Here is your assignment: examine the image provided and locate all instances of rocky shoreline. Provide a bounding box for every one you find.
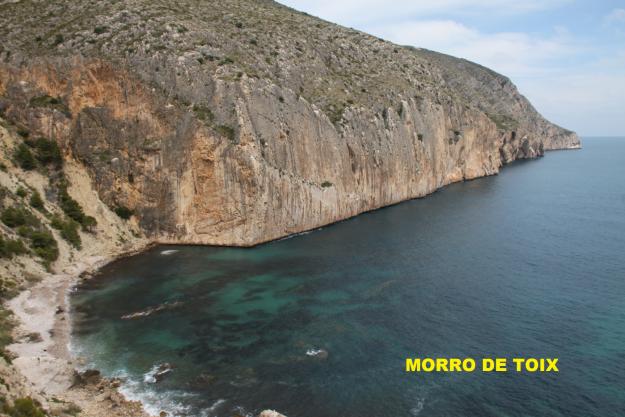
[0,1,581,414]
[0,117,158,416]
[6,244,153,417]
[6,242,289,417]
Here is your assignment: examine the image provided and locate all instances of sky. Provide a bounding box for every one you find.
[277,0,625,136]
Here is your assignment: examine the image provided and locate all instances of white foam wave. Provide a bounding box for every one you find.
[197,399,227,417]
[410,397,425,416]
[230,405,254,417]
[117,372,195,417]
[143,363,174,384]
[160,249,179,255]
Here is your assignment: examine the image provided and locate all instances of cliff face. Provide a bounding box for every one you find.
[0,0,580,246]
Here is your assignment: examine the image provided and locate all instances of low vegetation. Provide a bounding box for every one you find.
[487,113,519,131]
[192,104,215,124]
[0,236,28,259]
[1,127,96,267]
[1,205,58,268]
[0,206,39,229]
[0,307,15,364]
[14,137,63,171]
[13,144,36,171]
[28,191,45,212]
[114,205,134,220]
[29,95,71,118]
[216,124,236,142]
[27,137,63,168]
[0,397,46,417]
[50,215,81,249]
[19,227,58,268]
[58,184,96,231]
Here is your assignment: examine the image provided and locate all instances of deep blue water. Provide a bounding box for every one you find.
[71,138,625,417]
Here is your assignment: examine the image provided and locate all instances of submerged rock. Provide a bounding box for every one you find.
[72,369,102,386]
[144,363,174,384]
[121,301,183,320]
[259,411,287,417]
[306,348,329,360]
[191,373,217,387]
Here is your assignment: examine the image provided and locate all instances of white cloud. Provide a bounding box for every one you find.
[604,8,625,35]
[280,0,570,25]
[369,20,578,78]
[278,1,624,135]
[605,8,625,25]
[373,19,624,135]
[520,72,625,136]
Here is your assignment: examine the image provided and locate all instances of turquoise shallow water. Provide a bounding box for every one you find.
[71,138,625,417]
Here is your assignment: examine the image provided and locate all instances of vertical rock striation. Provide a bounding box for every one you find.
[0,0,580,246]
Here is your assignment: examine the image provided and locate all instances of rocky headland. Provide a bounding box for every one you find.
[0,0,579,415]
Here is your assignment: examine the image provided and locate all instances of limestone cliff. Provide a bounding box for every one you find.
[0,0,580,247]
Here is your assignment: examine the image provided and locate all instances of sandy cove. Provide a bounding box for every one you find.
[5,245,288,417]
[7,248,153,417]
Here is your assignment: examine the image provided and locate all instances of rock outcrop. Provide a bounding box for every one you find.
[0,0,580,247]
[259,410,287,417]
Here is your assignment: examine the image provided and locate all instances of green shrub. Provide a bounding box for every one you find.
[487,113,519,131]
[325,104,345,125]
[114,205,134,220]
[4,397,46,417]
[216,125,236,142]
[1,207,38,228]
[93,26,108,34]
[61,403,81,416]
[50,215,81,249]
[81,215,97,232]
[14,144,36,170]
[192,105,214,124]
[17,226,30,238]
[218,57,234,66]
[0,307,15,363]
[29,95,71,118]
[28,229,58,265]
[30,137,63,168]
[0,236,28,259]
[15,187,27,198]
[58,186,86,224]
[57,182,96,230]
[29,191,45,211]
[16,127,29,138]
[8,215,58,267]
[321,181,333,188]
[0,307,14,343]
[0,276,19,300]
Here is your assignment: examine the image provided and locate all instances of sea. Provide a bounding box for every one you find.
[71,137,625,417]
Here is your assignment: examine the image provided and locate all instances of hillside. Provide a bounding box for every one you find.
[0,0,580,247]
